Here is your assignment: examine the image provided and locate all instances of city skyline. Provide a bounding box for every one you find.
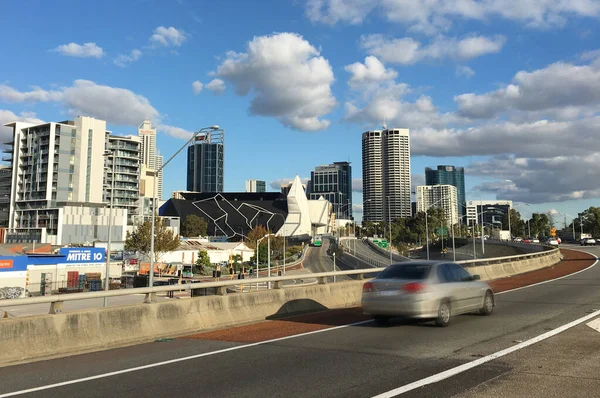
[1,1,600,223]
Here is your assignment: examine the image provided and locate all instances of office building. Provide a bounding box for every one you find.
[416,185,459,225]
[187,128,224,192]
[105,133,141,225]
[0,166,11,227]
[466,200,512,227]
[245,179,266,193]
[426,165,466,218]
[309,162,352,220]
[138,120,162,199]
[362,127,411,222]
[2,116,128,244]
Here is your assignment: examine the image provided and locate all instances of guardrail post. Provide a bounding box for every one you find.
[216,286,228,296]
[317,276,327,284]
[49,301,63,314]
[356,273,365,280]
[143,293,156,304]
[274,280,283,289]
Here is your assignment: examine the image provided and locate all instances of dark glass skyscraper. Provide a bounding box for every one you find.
[309,161,352,220]
[186,129,224,192]
[425,165,466,218]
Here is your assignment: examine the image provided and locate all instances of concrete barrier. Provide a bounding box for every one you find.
[0,248,564,366]
[0,280,365,366]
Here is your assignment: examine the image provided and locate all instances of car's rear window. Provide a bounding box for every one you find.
[378,264,431,280]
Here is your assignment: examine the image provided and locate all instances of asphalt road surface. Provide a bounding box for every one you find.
[1,245,599,398]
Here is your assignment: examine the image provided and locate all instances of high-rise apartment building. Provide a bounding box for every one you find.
[187,129,224,192]
[105,133,141,225]
[416,185,459,225]
[138,120,162,199]
[3,117,128,244]
[246,179,266,193]
[0,166,11,227]
[362,130,383,222]
[362,128,411,222]
[309,161,352,220]
[426,165,466,218]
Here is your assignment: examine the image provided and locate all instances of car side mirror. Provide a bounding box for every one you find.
[471,274,481,281]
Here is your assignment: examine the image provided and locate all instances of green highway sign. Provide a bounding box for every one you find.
[435,228,448,236]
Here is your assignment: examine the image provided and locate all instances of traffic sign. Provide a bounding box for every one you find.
[551,228,557,237]
[436,228,448,236]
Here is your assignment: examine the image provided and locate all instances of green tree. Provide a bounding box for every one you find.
[125,216,180,262]
[181,214,208,237]
[194,250,211,274]
[502,209,522,238]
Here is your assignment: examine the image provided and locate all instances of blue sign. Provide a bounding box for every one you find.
[59,248,105,264]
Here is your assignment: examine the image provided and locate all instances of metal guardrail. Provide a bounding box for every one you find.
[0,268,386,313]
[0,242,560,314]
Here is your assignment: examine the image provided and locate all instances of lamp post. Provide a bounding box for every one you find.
[332,251,336,282]
[148,125,220,294]
[102,150,116,307]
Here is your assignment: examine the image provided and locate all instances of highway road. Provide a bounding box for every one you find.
[1,245,599,397]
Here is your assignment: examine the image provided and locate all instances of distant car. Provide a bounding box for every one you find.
[547,238,559,246]
[514,237,523,242]
[581,238,597,246]
[361,261,494,327]
[532,238,540,243]
[523,238,531,243]
[556,237,562,244]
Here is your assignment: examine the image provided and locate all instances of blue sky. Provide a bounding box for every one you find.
[1,0,600,223]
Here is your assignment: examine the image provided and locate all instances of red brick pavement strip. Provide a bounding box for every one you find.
[183,249,596,344]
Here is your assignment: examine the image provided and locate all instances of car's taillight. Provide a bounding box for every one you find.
[402,282,425,293]
[363,282,374,292]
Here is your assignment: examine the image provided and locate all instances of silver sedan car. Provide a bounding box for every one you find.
[361,261,494,327]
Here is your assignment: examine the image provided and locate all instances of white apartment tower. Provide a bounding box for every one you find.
[105,133,141,225]
[416,185,459,225]
[362,128,411,222]
[138,120,163,199]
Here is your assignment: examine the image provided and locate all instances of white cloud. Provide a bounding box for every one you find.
[192,81,203,95]
[306,0,378,25]
[52,42,103,58]
[215,32,337,131]
[455,61,600,119]
[352,178,363,192]
[345,56,397,89]
[360,34,506,65]
[61,80,159,125]
[307,0,600,33]
[150,26,186,47]
[0,110,45,141]
[157,124,193,139]
[205,79,225,95]
[456,65,475,78]
[353,203,364,213]
[114,49,142,67]
[0,85,62,103]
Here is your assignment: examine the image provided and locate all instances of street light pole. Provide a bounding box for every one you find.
[480,201,485,255]
[425,210,430,260]
[148,125,220,294]
[333,251,336,283]
[387,196,392,265]
[103,150,116,307]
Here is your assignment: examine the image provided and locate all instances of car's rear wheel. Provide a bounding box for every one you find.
[479,291,494,315]
[373,315,391,326]
[435,300,451,327]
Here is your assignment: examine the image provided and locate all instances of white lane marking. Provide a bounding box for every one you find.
[371,249,600,397]
[586,318,600,333]
[372,308,600,398]
[0,319,373,397]
[495,248,599,296]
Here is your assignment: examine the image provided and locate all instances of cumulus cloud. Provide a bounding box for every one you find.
[0,85,62,103]
[306,0,600,33]
[345,56,397,89]
[157,124,194,139]
[52,42,103,58]
[353,203,364,213]
[192,80,203,94]
[0,110,45,141]
[205,79,225,95]
[360,34,506,65]
[456,65,475,77]
[269,177,310,190]
[456,61,600,119]
[352,178,363,192]
[215,32,337,131]
[469,154,600,203]
[150,26,186,47]
[114,49,142,67]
